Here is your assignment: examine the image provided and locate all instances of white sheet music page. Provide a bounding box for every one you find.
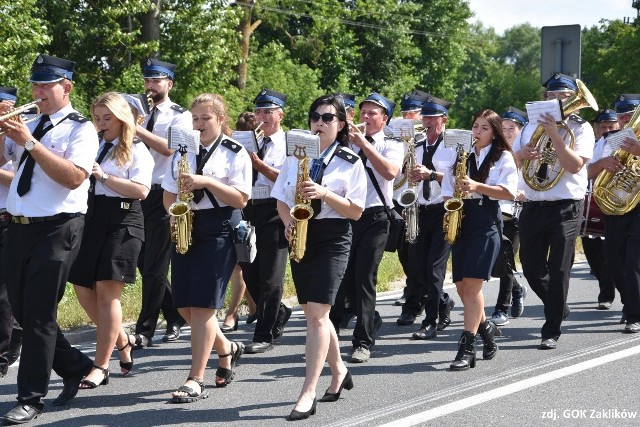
[525,99,563,124]
[231,130,258,153]
[605,128,638,151]
[285,129,320,159]
[167,127,200,154]
[444,129,473,152]
[388,118,415,140]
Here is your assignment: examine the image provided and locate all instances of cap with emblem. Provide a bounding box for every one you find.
[420,94,451,117]
[594,108,618,123]
[359,92,395,124]
[0,87,17,103]
[143,58,176,80]
[502,106,528,126]
[29,54,75,83]
[401,89,429,112]
[614,94,640,114]
[337,93,356,109]
[543,73,577,93]
[253,88,287,109]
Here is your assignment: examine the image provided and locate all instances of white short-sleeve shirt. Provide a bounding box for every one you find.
[415,136,457,205]
[94,138,154,197]
[0,161,14,210]
[253,129,287,198]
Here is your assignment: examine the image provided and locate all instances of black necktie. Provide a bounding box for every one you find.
[89,142,114,193]
[145,107,158,132]
[253,137,271,184]
[422,144,436,200]
[17,115,52,197]
[192,147,208,203]
[358,136,374,164]
[467,151,478,180]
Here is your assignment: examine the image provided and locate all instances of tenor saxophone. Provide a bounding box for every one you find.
[169,150,194,254]
[397,129,419,243]
[443,146,468,245]
[289,146,314,262]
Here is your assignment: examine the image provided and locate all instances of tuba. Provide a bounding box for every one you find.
[168,149,194,254]
[443,145,469,245]
[522,79,598,191]
[0,99,42,136]
[289,145,314,262]
[593,106,640,215]
[397,128,419,243]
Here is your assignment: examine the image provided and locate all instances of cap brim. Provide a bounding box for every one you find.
[29,73,65,83]
[143,73,170,79]
[255,103,282,109]
[401,107,422,113]
[421,110,446,117]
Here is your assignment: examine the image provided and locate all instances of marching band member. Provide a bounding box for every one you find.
[0,54,97,424]
[490,107,528,326]
[338,93,357,122]
[514,73,595,350]
[162,93,251,402]
[133,58,189,349]
[68,92,153,387]
[399,95,456,340]
[272,94,367,420]
[240,89,291,354]
[442,109,518,370]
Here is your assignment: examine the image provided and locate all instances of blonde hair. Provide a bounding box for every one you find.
[191,93,232,137]
[91,92,136,167]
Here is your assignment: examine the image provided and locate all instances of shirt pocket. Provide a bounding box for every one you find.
[47,135,70,158]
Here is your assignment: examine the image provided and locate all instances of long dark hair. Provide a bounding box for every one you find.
[307,94,349,146]
[469,109,514,184]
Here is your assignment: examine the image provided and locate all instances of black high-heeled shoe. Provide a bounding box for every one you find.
[288,398,317,421]
[246,312,257,325]
[118,334,135,376]
[221,315,239,333]
[319,371,354,402]
[79,365,109,389]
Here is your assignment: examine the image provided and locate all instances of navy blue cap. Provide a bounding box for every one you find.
[401,89,429,112]
[254,88,287,109]
[420,94,451,117]
[143,58,176,80]
[0,87,17,103]
[337,93,356,109]
[502,106,528,126]
[359,92,395,124]
[614,94,640,114]
[595,108,619,123]
[29,54,75,83]
[543,73,577,92]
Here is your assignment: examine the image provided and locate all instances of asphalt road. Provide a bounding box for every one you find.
[1,261,638,426]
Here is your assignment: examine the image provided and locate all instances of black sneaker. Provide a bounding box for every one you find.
[511,284,527,318]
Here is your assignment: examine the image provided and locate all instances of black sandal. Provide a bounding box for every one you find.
[171,377,208,404]
[79,365,109,389]
[215,341,244,388]
[118,333,135,376]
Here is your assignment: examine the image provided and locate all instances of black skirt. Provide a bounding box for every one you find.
[290,218,352,305]
[451,199,500,282]
[69,196,144,287]
[171,208,241,309]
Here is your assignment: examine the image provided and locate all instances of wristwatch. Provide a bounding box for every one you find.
[100,173,110,183]
[429,171,437,181]
[24,139,37,151]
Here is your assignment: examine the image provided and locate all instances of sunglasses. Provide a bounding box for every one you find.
[309,111,338,124]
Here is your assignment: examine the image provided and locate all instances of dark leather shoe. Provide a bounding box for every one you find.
[162,325,181,342]
[2,404,42,424]
[396,313,416,326]
[539,338,557,350]
[132,334,152,350]
[624,322,640,333]
[244,341,274,354]
[412,324,437,340]
[437,300,455,331]
[51,364,93,406]
[272,305,292,340]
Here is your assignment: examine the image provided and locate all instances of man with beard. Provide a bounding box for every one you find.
[132,59,190,349]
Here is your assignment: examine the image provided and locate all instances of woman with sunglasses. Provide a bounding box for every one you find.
[271,94,367,420]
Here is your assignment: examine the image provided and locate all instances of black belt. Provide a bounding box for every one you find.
[419,202,444,212]
[11,212,83,225]
[251,197,277,206]
[362,206,387,215]
[502,212,514,219]
[150,184,163,191]
[526,199,580,207]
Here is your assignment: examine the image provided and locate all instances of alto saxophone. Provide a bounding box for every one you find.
[443,145,469,244]
[169,149,194,254]
[397,129,419,243]
[289,146,314,262]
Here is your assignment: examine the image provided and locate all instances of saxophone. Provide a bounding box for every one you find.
[443,146,469,245]
[397,129,419,243]
[593,106,640,215]
[289,146,314,262]
[168,149,194,254]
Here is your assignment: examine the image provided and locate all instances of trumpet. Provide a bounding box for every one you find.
[144,91,155,113]
[255,121,265,145]
[0,99,42,136]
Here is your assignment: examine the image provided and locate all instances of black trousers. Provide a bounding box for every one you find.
[403,205,451,327]
[604,207,640,322]
[581,235,620,303]
[331,209,388,349]
[240,202,288,343]
[519,200,581,340]
[0,221,21,372]
[2,216,92,405]
[494,216,522,312]
[136,189,184,338]
[393,202,410,290]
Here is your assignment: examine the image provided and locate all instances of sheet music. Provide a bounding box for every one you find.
[285,129,320,159]
[388,118,415,140]
[231,130,258,153]
[167,127,200,154]
[605,128,638,151]
[443,129,474,152]
[525,99,563,124]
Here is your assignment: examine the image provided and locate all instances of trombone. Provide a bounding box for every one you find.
[0,99,42,136]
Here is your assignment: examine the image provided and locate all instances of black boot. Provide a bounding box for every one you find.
[477,319,498,360]
[449,331,476,371]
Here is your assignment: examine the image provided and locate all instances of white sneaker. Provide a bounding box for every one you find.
[491,311,509,326]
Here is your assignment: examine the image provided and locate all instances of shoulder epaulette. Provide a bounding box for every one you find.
[171,104,187,114]
[334,146,359,164]
[221,138,242,153]
[569,114,586,124]
[66,112,89,123]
